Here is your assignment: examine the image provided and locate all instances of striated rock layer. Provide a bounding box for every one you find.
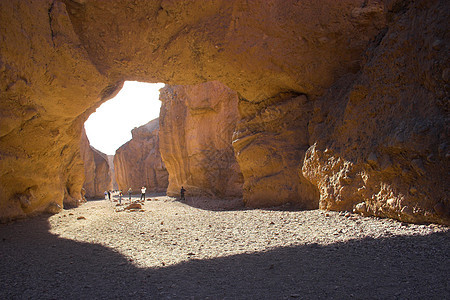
[159,82,243,199]
[107,155,118,190]
[80,128,112,199]
[0,0,448,224]
[114,119,168,193]
[233,93,319,208]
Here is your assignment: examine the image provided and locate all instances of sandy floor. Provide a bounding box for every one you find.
[0,195,449,299]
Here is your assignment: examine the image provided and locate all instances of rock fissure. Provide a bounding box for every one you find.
[48,1,56,48]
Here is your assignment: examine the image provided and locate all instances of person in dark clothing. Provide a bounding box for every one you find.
[180,186,186,201]
[107,190,111,201]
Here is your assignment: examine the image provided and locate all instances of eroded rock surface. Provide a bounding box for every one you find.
[303,0,449,224]
[80,128,112,199]
[233,93,319,208]
[159,82,243,198]
[114,119,168,193]
[107,155,118,190]
[0,0,120,222]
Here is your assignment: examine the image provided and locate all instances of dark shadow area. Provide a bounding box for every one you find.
[180,196,319,213]
[177,196,246,212]
[0,216,448,299]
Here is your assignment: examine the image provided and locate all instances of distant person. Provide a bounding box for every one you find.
[119,190,123,204]
[180,186,186,201]
[128,188,132,201]
[104,191,108,200]
[107,190,111,201]
[140,186,146,200]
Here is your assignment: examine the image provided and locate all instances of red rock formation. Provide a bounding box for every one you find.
[159,82,243,199]
[114,119,168,193]
[0,0,448,224]
[80,128,112,199]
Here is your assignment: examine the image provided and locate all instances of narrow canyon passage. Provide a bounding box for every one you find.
[0,196,448,299]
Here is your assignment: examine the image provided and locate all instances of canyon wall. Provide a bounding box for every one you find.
[114,119,168,193]
[0,0,120,222]
[107,155,119,190]
[159,82,243,199]
[233,93,319,208]
[80,129,112,198]
[0,0,448,224]
[302,0,449,224]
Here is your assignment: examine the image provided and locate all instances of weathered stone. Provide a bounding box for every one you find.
[80,127,112,198]
[233,94,319,208]
[114,119,168,193]
[354,202,367,214]
[107,155,119,190]
[302,0,449,225]
[46,203,62,214]
[125,203,142,210]
[401,206,413,217]
[411,159,425,176]
[159,82,243,199]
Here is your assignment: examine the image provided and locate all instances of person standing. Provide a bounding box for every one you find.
[180,186,186,201]
[140,186,146,201]
[107,190,111,201]
[104,191,108,200]
[119,190,123,204]
[128,188,132,202]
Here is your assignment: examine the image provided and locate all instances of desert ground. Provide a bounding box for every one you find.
[0,194,448,299]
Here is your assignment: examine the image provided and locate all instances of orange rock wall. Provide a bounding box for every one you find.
[80,128,112,198]
[233,93,319,208]
[0,0,121,222]
[302,0,449,224]
[114,119,168,193]
[159,82,243,198]
[107,155,119,190]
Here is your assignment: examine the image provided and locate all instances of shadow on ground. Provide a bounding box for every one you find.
[0,216,448,299]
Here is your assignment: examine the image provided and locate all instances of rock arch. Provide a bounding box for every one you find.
[0,0,448,224]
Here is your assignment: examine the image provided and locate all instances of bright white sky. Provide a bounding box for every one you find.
[84,81,165,155]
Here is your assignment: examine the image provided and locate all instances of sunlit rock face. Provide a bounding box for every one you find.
[0,0,120,222]
[159,82,243,199]
[303,0,450,224]
[114,119,168,193]
[80,128,112,198]
[1,0,448,224]
[233,93,319,208]
[107,155,119,190]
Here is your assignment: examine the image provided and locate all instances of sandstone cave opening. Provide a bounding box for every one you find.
[82,81,165,200]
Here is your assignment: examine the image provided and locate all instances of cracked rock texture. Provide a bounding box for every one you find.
[0,0,448,224]
[302,0,449,224]
[159,82,243,199]
[80,128,112,198]
[233,93,319,208]
[114,119,168,193]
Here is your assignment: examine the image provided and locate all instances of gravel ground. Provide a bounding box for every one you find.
[0,195,449,299]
